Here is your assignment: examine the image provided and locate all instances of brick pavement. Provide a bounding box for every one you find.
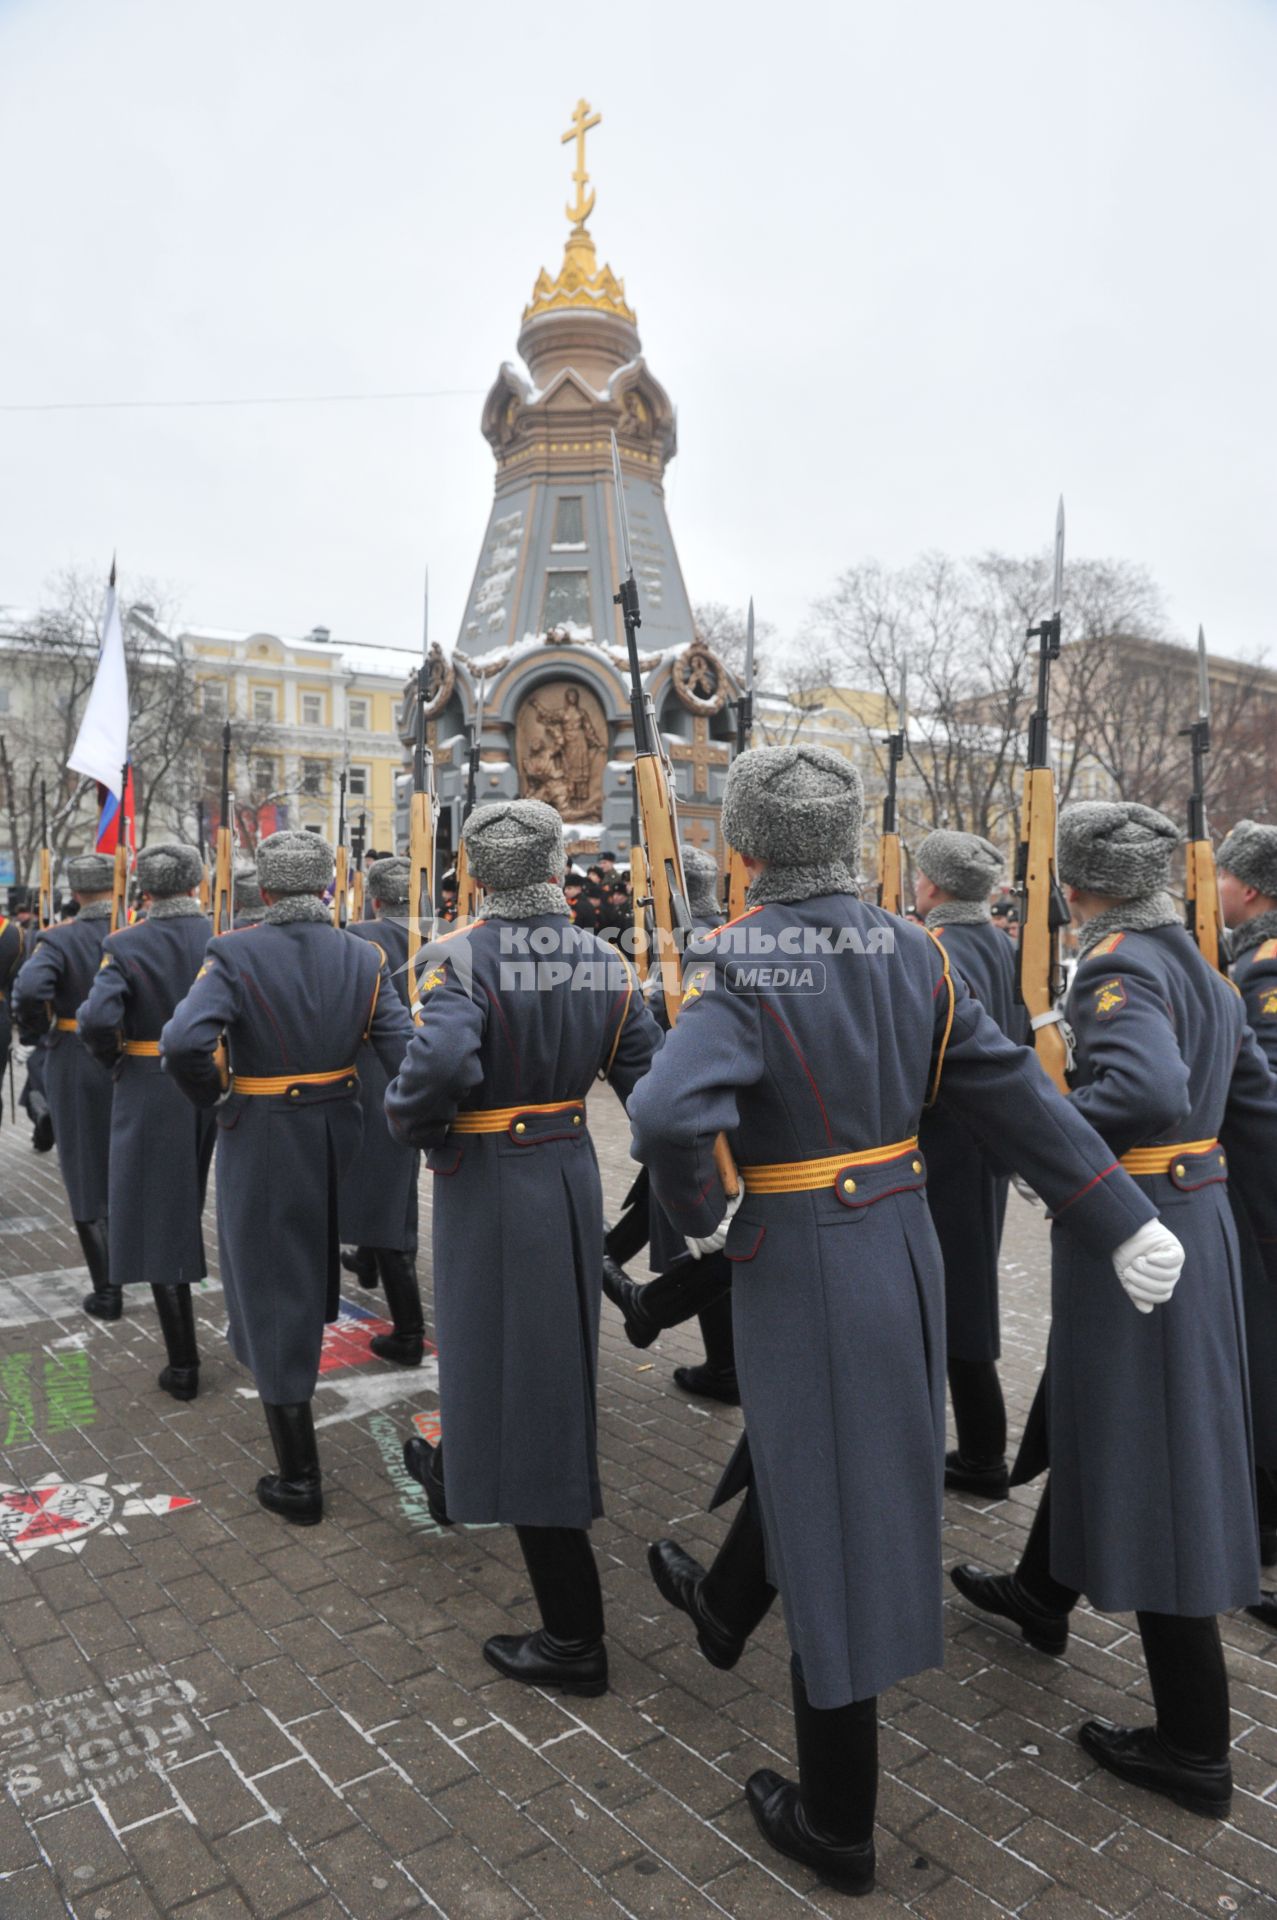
[0,1077,1275,1918]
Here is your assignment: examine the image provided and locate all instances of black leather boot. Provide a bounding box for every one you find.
[1078,1720,1232,1818]
[648,1490,777,1669]
[483,1526,607,1696]
[402,1437,451,1528]
[603,1250,732,1353]
[674,1287,739,1404]
[746,1665,876,1896]
[369,1251,424,1364]
[257,1401,323,1525]
[340,1245,379,1289]
[944,1451,1011,1498]
[1246,1592,1277,1627]
[76,1220,121,1321]
[31,1108,54,1153]
[151,1283,199,1400]
[945,1358,1008,1495]
[949,1565,1070,1655]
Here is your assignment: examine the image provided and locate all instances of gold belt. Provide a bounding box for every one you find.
[123,1040,161,1057]
[451,1099,586,1136]
[234,1066,358,1097]
[54,1018,78,1031]
[741,1136,922,1196]
[1120,1138,1223,1176]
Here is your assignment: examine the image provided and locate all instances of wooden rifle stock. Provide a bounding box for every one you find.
[877,833,902,917]
[331,845,349,929]
[38,848,53,931]
[351,866,365,922]
[1016,766,1069,1093]
[406,787,435,1020]
[110,843,129,933]
[629,838,650,983]
[726,850,748,922]
[1185,838,1223,974]
[454,840,481,924]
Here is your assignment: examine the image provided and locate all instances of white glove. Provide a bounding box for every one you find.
[685,1186,743,1260]
[1011,1173,1042,1209]
[1110,1219,1185,1315]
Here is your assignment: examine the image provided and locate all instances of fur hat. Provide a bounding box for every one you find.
[463,800,565,891]
[916,829,1004,902]
[1217,819,1277,900]
[367,855,410,907]
[680,843,722,921]
[66,853,115,893]
[1057,801,1180,898]
[135,842,202,898]
[721,746,863,866]
[233,865,262,910]
[256,830,334,897]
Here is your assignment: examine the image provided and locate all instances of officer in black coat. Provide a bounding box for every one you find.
[337,855,424,1362]
[954,801,1277,1820]
[162,832,414,1525]
[13,853,117,1316]
[1217,817,1277,1624]
[78,843,214,1399]
[914,829,1029,1496]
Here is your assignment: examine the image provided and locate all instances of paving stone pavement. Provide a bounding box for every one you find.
[0,1074,1275,1918]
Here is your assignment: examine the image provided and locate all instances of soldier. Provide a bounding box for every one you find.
[337,854,425,1362]
[629,748,1183,1896]
[914,829,1028,1497]
[0,901,24,1117]
[233,865,266,928]
[77,844,214,1399]
[1216,817,1277,1625]
[13,853,118,1317]
[953,801,1277,1820]
[161,831,414,1523]
[602,844,738,1402]
[387,799,659,1696]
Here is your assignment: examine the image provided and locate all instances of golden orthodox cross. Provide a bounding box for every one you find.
[562,99,601,229]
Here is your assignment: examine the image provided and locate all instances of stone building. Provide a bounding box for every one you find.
[405,102,742,870]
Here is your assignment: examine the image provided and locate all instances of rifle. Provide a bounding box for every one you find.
[332,772,349,929]
[195,799,210,911]
[611,432,739,1200]
[38,780,53,931]
[877,666,907,915]
[1181,625,1223,972]
[629,774,650,983]
[1014,498,1072,1093]
[725,599,756,920]
[109,761,130,932]
[209,723,234,937]
[406,627,437,1021]
[351,812,366,922]
[454,654,488,924]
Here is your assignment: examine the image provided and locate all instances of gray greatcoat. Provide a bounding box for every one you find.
[629,896,1156,1708]
[385,914,660,1530]
[337,914,419,1253]
[161,917,414,1401]
[1012,922,1277,1615]
[1229,930,1277,1467]
[77,906,215,1288]
[919,918,1026,1361]
[14,910,114,1219]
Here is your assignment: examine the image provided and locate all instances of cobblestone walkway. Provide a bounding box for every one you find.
[0,1084,1274,1917]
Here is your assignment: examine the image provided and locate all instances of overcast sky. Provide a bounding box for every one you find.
[1,0,1274,665]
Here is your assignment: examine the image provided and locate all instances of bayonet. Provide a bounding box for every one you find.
[1051,495,1065,615]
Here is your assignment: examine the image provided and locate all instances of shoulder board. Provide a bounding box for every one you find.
[1089,932,1126,957]
[701,905,764,941]
[432,917,484,946]
[1256,939,1277,962]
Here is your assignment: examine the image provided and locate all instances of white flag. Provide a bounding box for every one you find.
[68,571,130,796]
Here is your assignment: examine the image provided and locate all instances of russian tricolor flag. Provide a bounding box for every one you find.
[68,562,133,852]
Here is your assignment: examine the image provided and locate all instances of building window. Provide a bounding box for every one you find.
[541,570,591,633]
[301,759,326,797]
[552,496,585,547]
[200,681,227,716]
[253,757,276,796]
[301,691,323,726]
[252,687,276,723]
[348,765,368,799]
[348,696,369,731]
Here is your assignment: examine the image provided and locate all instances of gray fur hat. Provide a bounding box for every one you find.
[916,829,1004,902]
[721,746,863,865]
[66,853,115,893]
[463,799,565,890]
[368,855,410,907]
[680,843,721,921]
[233,865,262,910]
[1217,818,1277,900]
[256,830,334,897]
[1057,801,1180,898]
[136,841,202,897]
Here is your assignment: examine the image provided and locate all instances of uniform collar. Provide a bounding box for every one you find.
[146,895,205,920]
[925,900,992,928]
[745,860,859,907]
[482,883,570,920]
[263,896,331,926]
[1076,890,1179,957]
[77,901,113,922]
[1228,906,1277,961]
